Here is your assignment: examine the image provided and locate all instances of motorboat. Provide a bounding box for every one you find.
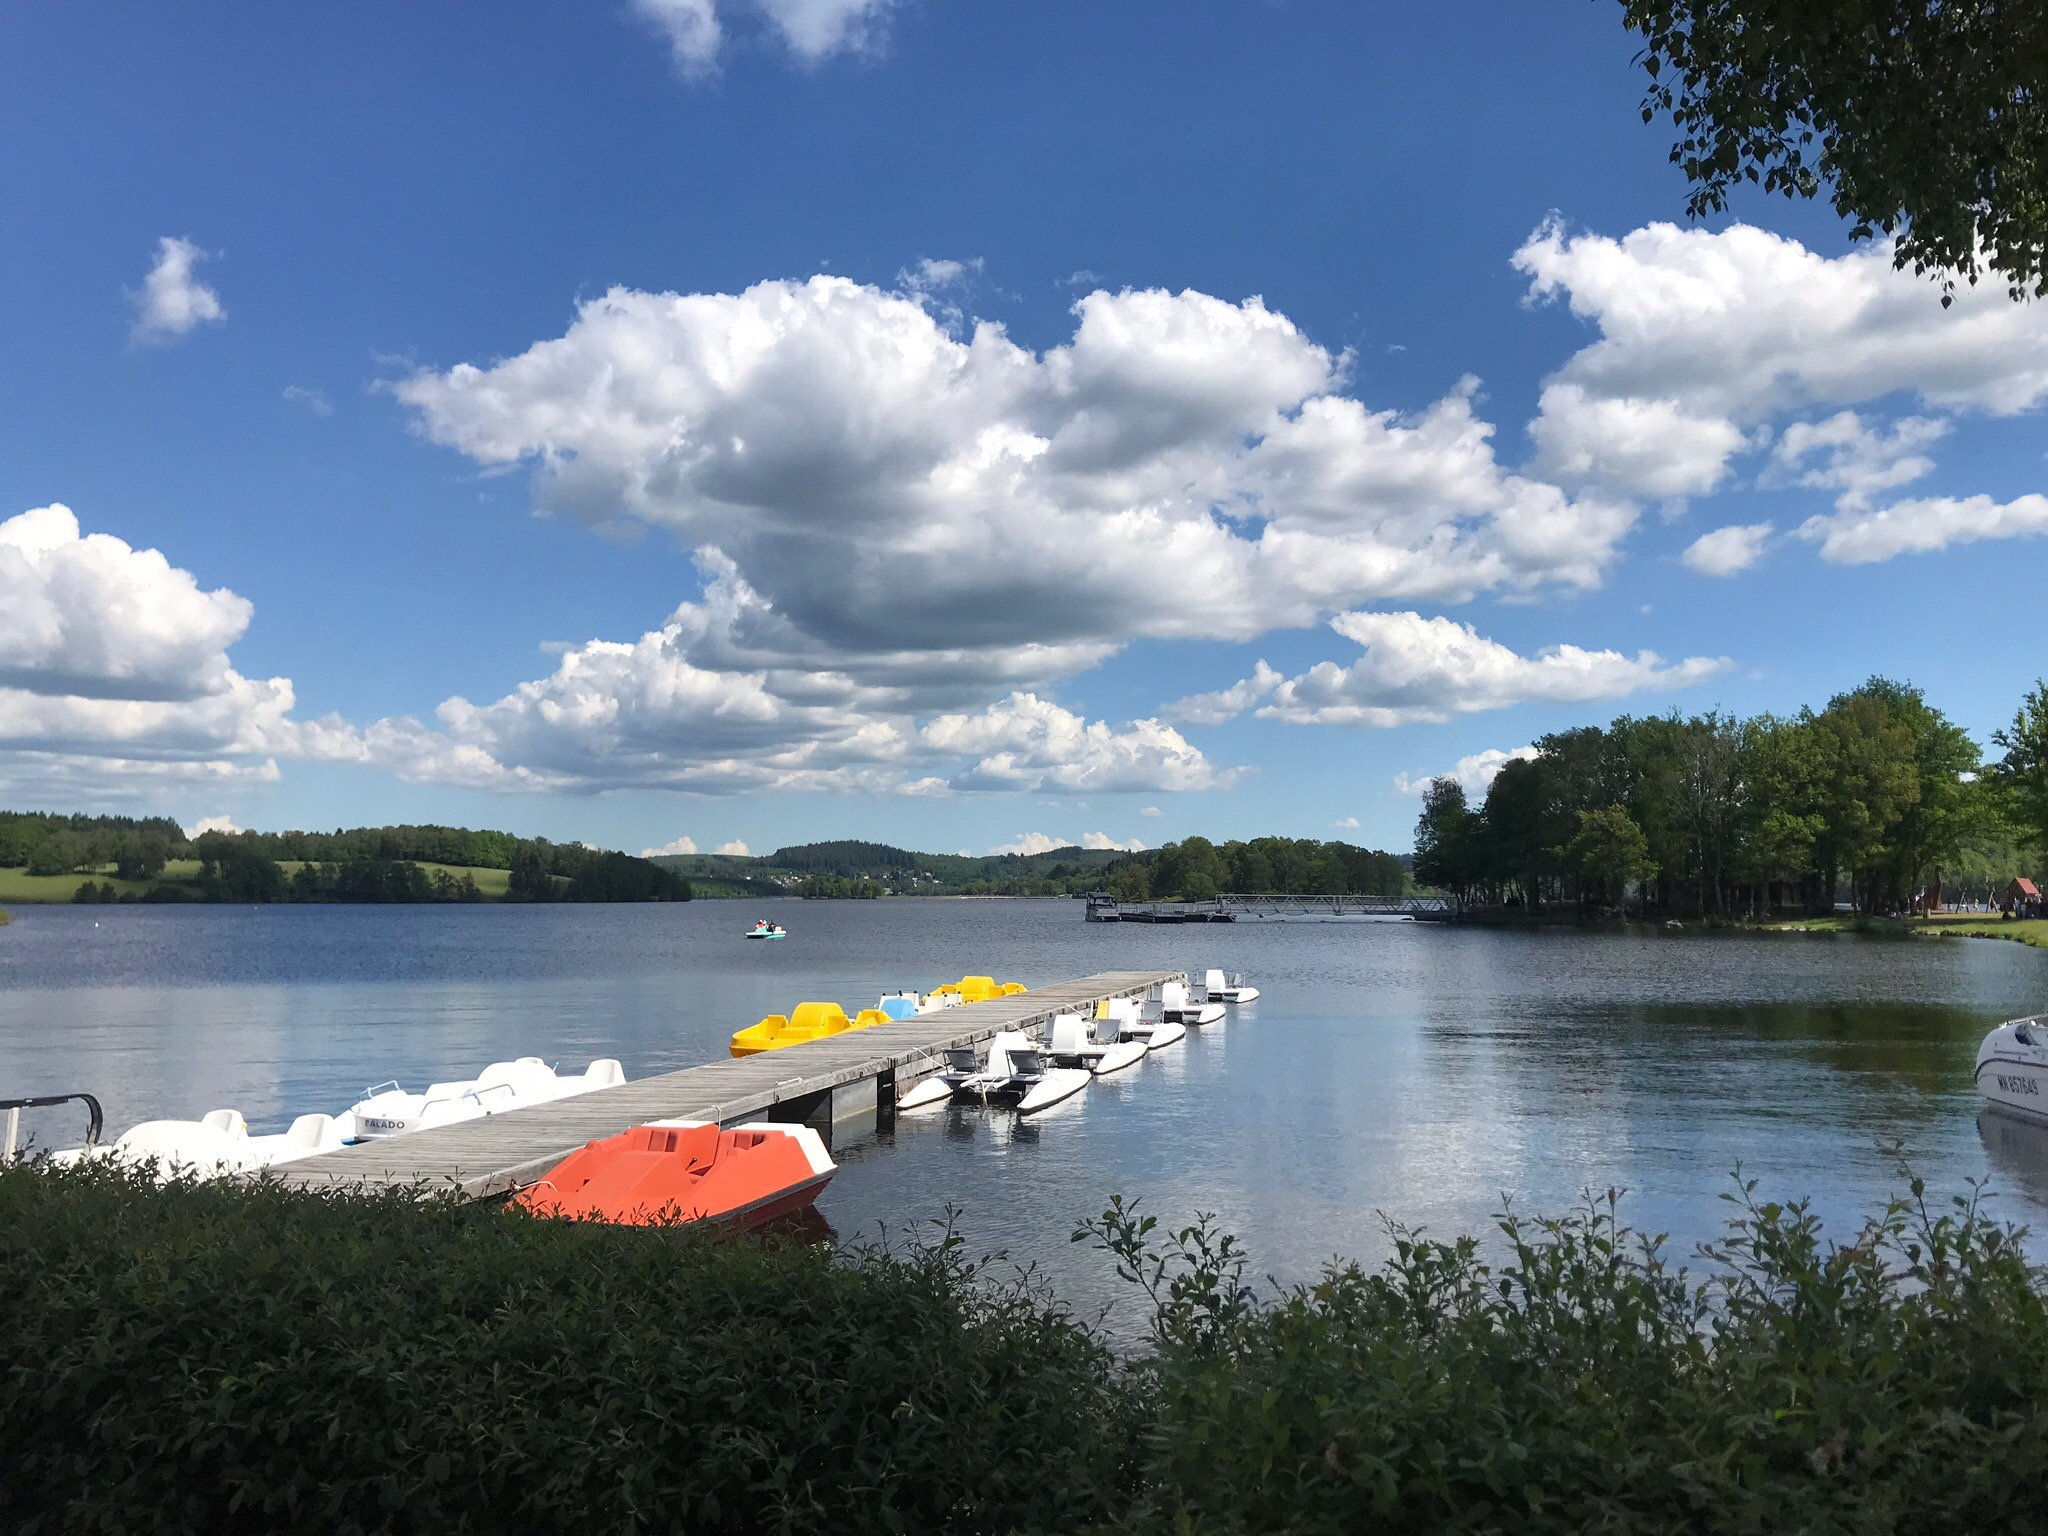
[729,1002,853,1057]
[1203,968,1260,1005]
[51,1107,349,1179]
[1977,1013,2048,1123]
[515,1119,835,1228]
[346,1057,626,1139]
[1156,979,1225,1028]
[744,920,788,940]
[1045,1012,1147,1077]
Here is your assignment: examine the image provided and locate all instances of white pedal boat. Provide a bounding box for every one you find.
[1978,1014,2048,1123]
[1045,1012,1147,1077]
[1156,979,1225,1028]
[52,1108,349,1180]
[918,1030,1092,1116]
[347,1056,626,1139]
[1106,995,1185,1050]
[1203,968,1259,1005]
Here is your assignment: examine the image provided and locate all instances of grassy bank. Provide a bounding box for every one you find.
[5,1164,2046,1533]
[0,859,511,904]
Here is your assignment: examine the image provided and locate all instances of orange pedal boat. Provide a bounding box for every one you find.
[515,1119,835,1229]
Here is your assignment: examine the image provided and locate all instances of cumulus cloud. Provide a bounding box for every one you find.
[1139,805,1162,817]
[1517,220,2048,500]
[1163,661,1282,726]
[990,832,1070,857]
[640,835,699,856]
[1797,493,2048,564]
[130,237,225,344]
[1768,412,1946,510]
[1681,522,1773,577]
[715,838,752,855]
[395,274,1636,713]
[184,814,244,838]
[1392,745,1539,797]
[1250,611,1727,727]
[1331,815,1360,829]
[0,504,355,800]
[922,693,1236,793]
[1081,832,1146,851]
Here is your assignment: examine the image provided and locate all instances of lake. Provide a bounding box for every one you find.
[5,899,2046,1321]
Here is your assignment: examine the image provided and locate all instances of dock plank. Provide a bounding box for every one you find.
[272,970,1178,1199]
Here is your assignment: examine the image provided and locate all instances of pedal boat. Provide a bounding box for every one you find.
[744,920,788,940]
[346,1057,626,1139]
[1157,979,1226,1027]
[51,1108,349,1180]
[515,1120,835,1228]
[729,1001,855,1057]
[1107,995,1185,1050]
[929,1029,1090,1115]
[1978,1013,2048,1123]
[1045,1012,1147,1077]
[1203,968,1260,1005]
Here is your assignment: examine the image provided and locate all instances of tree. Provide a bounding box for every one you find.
[1413,778,1477,900]
[1563,805,1659,914]
[1992,680,2048,849]
[1624,0,2048,301]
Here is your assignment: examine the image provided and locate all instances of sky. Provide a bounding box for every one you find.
[3,2,2046,862]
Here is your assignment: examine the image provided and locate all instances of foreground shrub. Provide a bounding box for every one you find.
[0,1162,1127,1535]
[1083,1179,2048,1534]
[8,1160,2048,1533]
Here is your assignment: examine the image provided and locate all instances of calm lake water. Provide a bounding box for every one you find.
[5,899,2047,1319]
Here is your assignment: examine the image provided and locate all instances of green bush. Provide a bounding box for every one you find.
[0,1163,1127,1536]
[1081,1179,2048,1534]
[6,1162,2047,1534]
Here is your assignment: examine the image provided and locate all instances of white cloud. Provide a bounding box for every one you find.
[921,693,1237,793]
[1254,611,1728,727]
[1681,522,1773,577]
[0,505,254,701]
[130,237,225,344]
[715,838,752,855]
[990,832,1069,857]
[0,504,357,801]
[1516,220,2048,499]
[640,835,699,856]
[1162,661,1282,726]
[1392,745,1539,797]
[395,274,1635,712]
[755,0,892,59]
[1331,815,1360,829]
[184,814,243,838]
[1139,805,1162,817]
[631,0,722,71]
[1768,412,1946,510]
[1081,832,1146,851]
[282,385,333,417]
[632,0,889,71]
[1797,493,2048,565]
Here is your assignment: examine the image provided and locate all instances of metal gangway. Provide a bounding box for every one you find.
[1084,891,1455,922]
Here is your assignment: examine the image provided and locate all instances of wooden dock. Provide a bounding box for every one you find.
[272,970,1180,1200]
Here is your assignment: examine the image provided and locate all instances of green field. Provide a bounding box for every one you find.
[1766,911,2048,951]
[0,859,512,904]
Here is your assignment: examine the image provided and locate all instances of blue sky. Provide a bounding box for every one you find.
[3,2,2045,860]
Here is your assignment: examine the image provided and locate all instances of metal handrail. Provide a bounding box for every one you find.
[1,1091,105,1162]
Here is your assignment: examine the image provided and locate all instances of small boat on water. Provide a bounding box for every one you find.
[922,1029,1091,1115]
[51,1108,349,1179]
[1108,995,1185,1050]
[1045,1012,1148,1077]
[729,1001,854,1057]
[1978,1013,2048,1123]
[515,1119,835,1228]
[745,919,788,940]
[877,991,923,1020]
[1203,968,1260,1005]
[1156,979,1225,1028]
[347,1057,626,1139]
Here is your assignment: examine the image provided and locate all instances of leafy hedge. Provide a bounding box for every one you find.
[5,1163,2047,1534]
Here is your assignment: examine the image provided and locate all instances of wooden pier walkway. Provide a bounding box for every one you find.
[273,970,1179,1200]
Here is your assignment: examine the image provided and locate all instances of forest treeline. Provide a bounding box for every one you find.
[1413,676,2048,918]
[1100,837,1409,902]
[0,814,690,905]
